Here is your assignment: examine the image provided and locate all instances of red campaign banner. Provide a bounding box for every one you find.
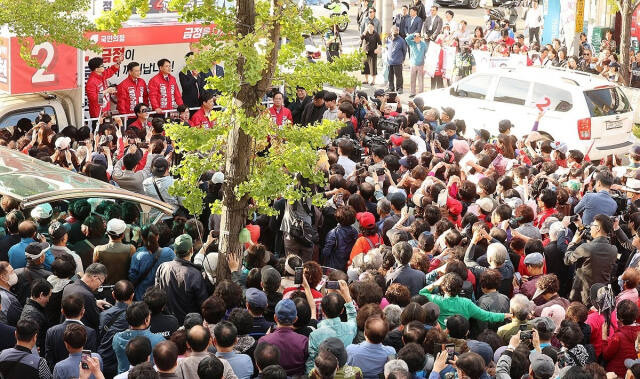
[85,24,217,48]
[0,37,9,93]
[9,38,78,94]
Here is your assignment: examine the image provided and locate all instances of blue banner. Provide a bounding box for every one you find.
[542,0,561,45]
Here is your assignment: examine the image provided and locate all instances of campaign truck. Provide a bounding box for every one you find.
[0,18,214,131]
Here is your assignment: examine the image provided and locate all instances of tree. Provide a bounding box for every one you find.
[98,0,362,279]
[0,0,97,64]
[612,0,640,85]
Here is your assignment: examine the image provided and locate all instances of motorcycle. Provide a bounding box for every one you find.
[488,0,518,26]
[324,0,351,32]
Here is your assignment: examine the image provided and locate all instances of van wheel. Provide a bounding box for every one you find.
[468,0,479,9]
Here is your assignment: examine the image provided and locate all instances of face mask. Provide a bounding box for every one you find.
[6,272,17,287]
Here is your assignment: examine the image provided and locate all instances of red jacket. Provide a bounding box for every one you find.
[603,324,640,377]
[148,73,183,111]
[268,106,293,126]
[86,65,119,118]
[117,75,148,116]
[189,107,215,128]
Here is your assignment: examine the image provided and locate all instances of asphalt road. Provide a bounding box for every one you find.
[321,2,525,101]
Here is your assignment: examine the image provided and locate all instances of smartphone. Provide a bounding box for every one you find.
[514,272,522,285]
[326,281,339,290]
[445,343,455,361]
[81,350,91,369]
[520,330,533,341]
[294,267,303,285]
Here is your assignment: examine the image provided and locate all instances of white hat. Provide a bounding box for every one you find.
[31,203,53,219]
[211,172,225,184]
[476,198,494,213]
[55,136,71,150]
[623,178,640,194]
[106,218,127,235]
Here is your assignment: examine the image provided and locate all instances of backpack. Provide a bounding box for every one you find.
[288,200,319,247]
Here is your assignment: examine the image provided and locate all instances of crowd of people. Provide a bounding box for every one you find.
[1,3,640,379]
[351,0,639,95]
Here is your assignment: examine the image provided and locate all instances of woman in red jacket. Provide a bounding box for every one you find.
[603,300,640,377]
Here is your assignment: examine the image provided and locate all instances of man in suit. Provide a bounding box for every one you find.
[421,5,442,40]
[179,52,207,110]
[393,5,410,38]
[385,242,426,296]
[45,294,98,370]
[405,7,423,36]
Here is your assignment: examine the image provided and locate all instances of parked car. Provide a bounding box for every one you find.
[0,147,175,225]
[436,0,481,9]
[416,67,634,160]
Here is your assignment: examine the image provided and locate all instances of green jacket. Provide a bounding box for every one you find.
[418,287,506,328]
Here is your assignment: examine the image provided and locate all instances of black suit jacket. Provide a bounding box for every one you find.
[0,322,16,351]
[179,71,206,108]
[405,16,423,35]
[45,319,98,369]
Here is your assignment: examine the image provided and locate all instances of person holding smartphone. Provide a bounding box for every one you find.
[52,323,103,379]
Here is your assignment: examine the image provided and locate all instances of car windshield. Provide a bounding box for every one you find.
[584,86,631,117]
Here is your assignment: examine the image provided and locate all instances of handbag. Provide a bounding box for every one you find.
[152,178,190,219]
[288,200,319,247]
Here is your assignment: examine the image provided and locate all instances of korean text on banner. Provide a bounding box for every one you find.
[575,0,585,33]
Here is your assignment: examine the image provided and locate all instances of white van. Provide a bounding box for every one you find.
[416,67,634,160]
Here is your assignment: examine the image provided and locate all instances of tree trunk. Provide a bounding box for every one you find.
[216,0,257,281]
[619,0,633,85]
[216,0,282,281]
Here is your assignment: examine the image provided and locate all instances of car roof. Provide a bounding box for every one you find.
[490,66,614,90]
[0,146,175,214]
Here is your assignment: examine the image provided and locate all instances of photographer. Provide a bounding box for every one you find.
[574,171,617,225]
[564,214,618,305]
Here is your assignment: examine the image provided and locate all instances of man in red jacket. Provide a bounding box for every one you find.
[189,91,216,128]
[86,56,122,118]
[116,61,148,119]
[268,92,292,126]
[148,58,183,117]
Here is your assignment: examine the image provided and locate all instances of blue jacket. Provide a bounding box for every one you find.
[128,247,175,300]
[406,34,427,66]
[112,328,165,374]
[321,225,358,271]
[386,36,408,65]
[8,237,35,269]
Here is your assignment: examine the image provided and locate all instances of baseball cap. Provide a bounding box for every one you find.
[550,141,568,155]
[441,107,455,120]
[31,203,53,220]
[90,152,108,168]
[246,288,268,308]
[467,340,493,366]
[524,252,544,266]
[529,352,555,378]
[319,337,348,367]
[183,313,203,329]
[630,144,640,156]
[106,218,127,236]
[356,212,376,229]
[374,89,385,97]
[48,221,70,240]
[55,136,71,150]
[399,157,410,168]
[211,172,224,184]
[532,316,556,334]
[476,198,494,213]
[260,266,282,291]
[275,299,297,324]
[25,242,50,260]
[174,234,193,256]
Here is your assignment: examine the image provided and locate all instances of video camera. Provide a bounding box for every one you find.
[362,134,387,149]
[333,137,365,162]
[377,118,400,135]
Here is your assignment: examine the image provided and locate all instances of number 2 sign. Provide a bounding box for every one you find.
[9,38,78,94]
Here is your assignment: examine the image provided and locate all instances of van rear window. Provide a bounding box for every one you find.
[584,87,631,117]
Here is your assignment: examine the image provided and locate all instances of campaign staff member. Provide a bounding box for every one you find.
[190,92,216,129]
[86,56,122,118]
[148,58,184,116]
[117,62,148,119]
[269,92,292,126]
[129,103,152,133]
